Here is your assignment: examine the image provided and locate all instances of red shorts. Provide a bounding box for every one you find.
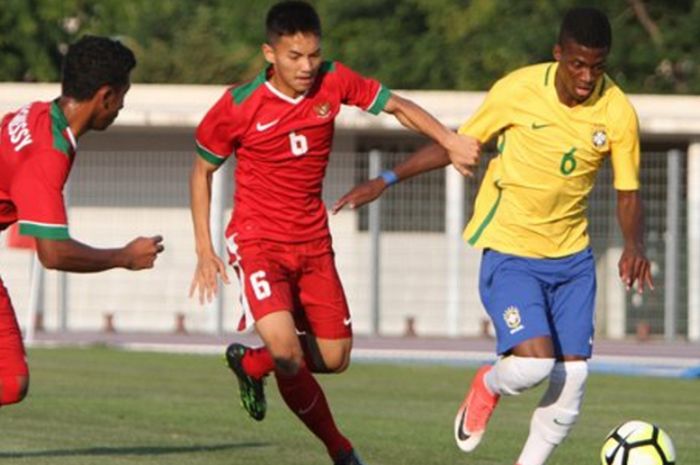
[0,278,28,378]
[227,236,352,339]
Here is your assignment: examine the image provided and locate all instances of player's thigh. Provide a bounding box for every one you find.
[297,250,352,342]
[0,279,29,381]
[479,250,553,356]
[230,241,295,329]
[549,253,596,358]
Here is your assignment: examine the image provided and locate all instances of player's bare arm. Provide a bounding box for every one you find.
[332,143,450,213]
[616,189,653,293]
[36,236,163,272]
[189,154,230,304]
[383,93,480,176]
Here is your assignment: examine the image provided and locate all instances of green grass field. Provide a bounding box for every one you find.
[0,347,697,465]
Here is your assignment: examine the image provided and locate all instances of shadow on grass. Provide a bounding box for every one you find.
[0,442,269,458]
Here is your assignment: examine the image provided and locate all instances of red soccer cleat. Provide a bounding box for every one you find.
[454,365,501,452]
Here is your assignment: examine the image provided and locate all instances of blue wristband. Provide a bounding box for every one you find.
[380,170,399,186]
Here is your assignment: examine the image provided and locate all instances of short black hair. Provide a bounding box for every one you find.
[266,1,321,44]
[558,7,612,50]
[61,35,136,101]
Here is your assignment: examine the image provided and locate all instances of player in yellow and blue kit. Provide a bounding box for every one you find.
[334,7,653,465]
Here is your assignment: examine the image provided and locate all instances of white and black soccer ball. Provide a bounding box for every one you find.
[601,420,676,465]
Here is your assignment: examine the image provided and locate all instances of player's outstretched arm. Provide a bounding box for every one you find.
[189,155,230,305]
[332,143,450,213]
[36,235,164,272]
[382,94,480,177]
[616,190,654,293]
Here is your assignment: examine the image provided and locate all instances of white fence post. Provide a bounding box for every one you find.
[687,142,700,342]
[445,166,464,337]
[605,247,626,339]
[368,150,382,335]
[664,150,681,341]
[24,253,43,346]
[209,163,227,335]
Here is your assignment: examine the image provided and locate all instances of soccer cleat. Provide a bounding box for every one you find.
[454,365,500,452]
[333,448,367,465]
[225,343,266,421]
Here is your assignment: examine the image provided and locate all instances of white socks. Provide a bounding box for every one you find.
[517,361,589,465]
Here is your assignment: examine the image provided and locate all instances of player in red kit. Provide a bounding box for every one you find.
[189,3,479,464]
[0,36,164,407]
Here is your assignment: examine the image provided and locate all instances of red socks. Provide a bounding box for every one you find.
[241,346,275,380]
[275,365,352,460]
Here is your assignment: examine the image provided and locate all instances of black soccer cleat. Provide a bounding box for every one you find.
[225,343,266,421]
[333,448,367,465]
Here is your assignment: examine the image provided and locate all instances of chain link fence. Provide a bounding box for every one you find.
[0,132,692,340]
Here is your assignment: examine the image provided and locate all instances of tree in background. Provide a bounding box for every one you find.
[0,0,697,93]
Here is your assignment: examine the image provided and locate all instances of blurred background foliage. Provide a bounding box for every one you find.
[1,0,698,93]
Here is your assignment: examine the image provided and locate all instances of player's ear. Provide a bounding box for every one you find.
[93,85,114,110]
[262,43,275,65]
[553,44,562,62]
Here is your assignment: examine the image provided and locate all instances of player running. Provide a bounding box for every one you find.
[333,7,652,465]
[0,36,164,407]
[189,2,478,464]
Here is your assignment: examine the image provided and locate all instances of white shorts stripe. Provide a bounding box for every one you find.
[226,234,255,333]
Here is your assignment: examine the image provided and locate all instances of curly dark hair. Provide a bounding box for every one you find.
[559,7,612,50]
[266,1,321,44]
[61,35,136,101]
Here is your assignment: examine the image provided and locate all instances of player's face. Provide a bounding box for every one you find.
[92,83,130,131]
[263,32,322,98]
[553,39,608,106]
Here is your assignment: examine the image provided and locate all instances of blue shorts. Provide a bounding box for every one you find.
[479,248,596,358]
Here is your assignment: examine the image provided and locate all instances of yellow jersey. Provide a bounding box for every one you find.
[459,62,640,258]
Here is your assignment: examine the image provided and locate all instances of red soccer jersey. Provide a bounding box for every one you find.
[0,100,75,240]
[196,61,390,243]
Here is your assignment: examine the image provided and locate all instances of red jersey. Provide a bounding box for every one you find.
[196,61,390,243]
[0,100,75,239]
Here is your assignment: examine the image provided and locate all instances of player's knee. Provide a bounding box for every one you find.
[321,349,350,373]
[271,347,305,376]
[0,375,29,406]
[489,356,555,396]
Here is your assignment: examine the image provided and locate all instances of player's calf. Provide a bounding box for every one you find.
[0,375,29,406]
[516,361,588,465]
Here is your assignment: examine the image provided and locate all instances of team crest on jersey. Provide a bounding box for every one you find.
[314,102,331,118]
[503,306,524,334]
[591,126,608,150]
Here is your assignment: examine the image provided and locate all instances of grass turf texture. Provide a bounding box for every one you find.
[0,347,697,465]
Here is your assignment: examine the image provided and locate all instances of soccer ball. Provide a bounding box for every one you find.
[601,420,676,465]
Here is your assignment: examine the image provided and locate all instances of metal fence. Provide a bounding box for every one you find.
[0,141,693,341]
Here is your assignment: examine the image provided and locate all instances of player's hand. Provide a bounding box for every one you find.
[189,251,230,305]
[122,235,164,270]
[618,245,654,293]
[332,178,386,214]
[444,133,480,177]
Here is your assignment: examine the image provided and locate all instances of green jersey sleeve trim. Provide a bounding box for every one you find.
[231,70,268,105]
[320,61,336,73]
[19,222,70,240]
[467,187,502,246]
[544,63,554,87]
[196,143,226,166]
[367,86,391,115]
[50,101,73,158]
[598,75,607,97]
